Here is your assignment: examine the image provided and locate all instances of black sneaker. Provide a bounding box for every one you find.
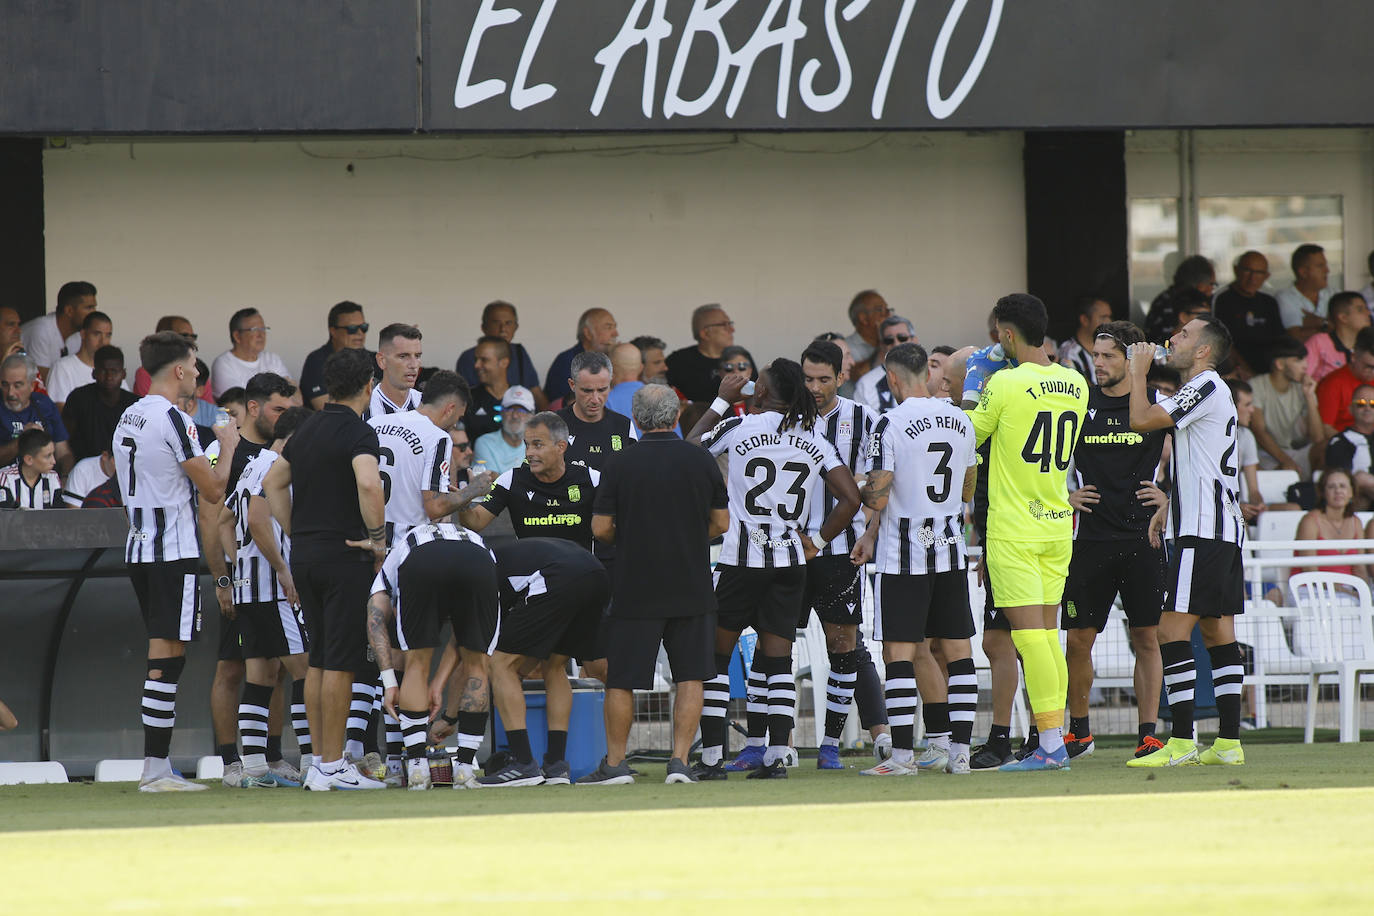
[482,751,512,776]
[541,759,571,786]
[746,760,788,780]
[665,759,698,784]
[475,758,545,788]
[576,756,635,785]
[1014,738,1040,761]
[690,760,727,781]
[969,741,1014,770]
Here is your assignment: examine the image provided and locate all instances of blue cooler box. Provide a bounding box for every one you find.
[492,678,607,782]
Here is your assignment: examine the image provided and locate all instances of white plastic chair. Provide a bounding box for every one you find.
[1252,469,1300,504]
[1289,572,1374,743]
[793,614,830,747]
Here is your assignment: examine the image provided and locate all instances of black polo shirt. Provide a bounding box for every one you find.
[592,432,726,619]
[282,403,380,563]
[557,407,635,471]
[463,385,504,441]
[1214,287,1287,371]
[299,342,380,406]
[61,384,138,461]
[665,346,720,403]
[478,462,599,549]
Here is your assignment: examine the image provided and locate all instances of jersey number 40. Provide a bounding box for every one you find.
[1021,411,1078,472]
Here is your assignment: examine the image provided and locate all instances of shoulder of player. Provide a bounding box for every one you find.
[702,413,745,442]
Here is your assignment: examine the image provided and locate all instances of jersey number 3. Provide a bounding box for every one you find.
[1021,411,1078,473]
[744,457,809,521]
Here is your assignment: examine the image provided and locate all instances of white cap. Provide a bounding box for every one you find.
[502,386,535,411]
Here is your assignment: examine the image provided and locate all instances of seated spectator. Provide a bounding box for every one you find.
[545,308,618,405]
[1306,291,1370,384]
[1148,363,1181,397]
[80,471,123,508]
[712,346,757,418]
[210,308,292,398]
[0,353,73,474]
[215,387,247,428]
[63,449,115,506]
[1214,250,1288,377]
[631,335,670,384]
[1057,296,1113,383]
[0,428,63,509]
[134,316,211,399]
[1361,249,1374,311]
[299,301,372,409]
[20,281,96,380]
[1322,384,1374,507]
[46,310,128,407]
[854,315,916,413]
[456,301,546,409]
[0,306,24,360]
[605,342,644,422]
[1276,244,1332,342]
[449,423,473,486]
[666,305,735,403]
[1317,326,1374,440]
[474,387,533,474]
[184,359,219,433]
[1226,379,1269,520]
[1144,255,1215,343]
[1295,469,1366,581]
[1249,336,1323,474]
[844,290,891,378]
[464,336,516,440]
[61,345,138,462]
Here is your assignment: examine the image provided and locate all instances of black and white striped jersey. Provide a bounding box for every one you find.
[226,449,290,605]
[113,394,204,564]
[0,464,60,509]
[804,397,875,558]
[869,396,977,575]
[370,522,491,600]
[1159,369,1245,545]
[365,385,420,421]
[369,409,451,547]
[702,410,844,569]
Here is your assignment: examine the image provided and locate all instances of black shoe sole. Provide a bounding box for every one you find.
[691,767,727,781]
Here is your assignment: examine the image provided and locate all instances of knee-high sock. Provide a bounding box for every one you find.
[399,709,428,760]
[1161,640,1196,742]
[822,649,860,746]
[142,656,185,761]
[363,682,382,756]
[455,711,487,766]
[384,711,404,760]
[346,680,376,760]
[923,702,951,750]
[884,660,918,760]
[946,657,978,748]
[238,681,273,771]
[760,653,795,765]
[745,654,768,747]
[1209,642,1244,740]
[290,677,312,758]
[853,637,888,728]
[1011,629,1064,733]
[699,654,732,766]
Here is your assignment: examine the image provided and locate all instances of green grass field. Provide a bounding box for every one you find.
[4,743,1374,914]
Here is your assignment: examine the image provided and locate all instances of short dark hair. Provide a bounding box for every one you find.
[482,300,517,323]
[1174,287,1212,315]
[82,310,111,331]
[1093,319,1145,356]
[328,301,364,327]
[1147,363,1181,389]
[1225,378,1253,399]
[1355,327,1374,357]
[475,335,511,361]
[229,308,260,336]
[630,334,667,355]
[847,289,883,324]
[154,315,189,333]
[1075,296,1110,319]
[1172,255,1215,289]
[1266,336,1308,363]
[992,293,1049,346]
[1194,313,1232,366]
[323,346,376,400]
[93,344,124,367]
[140,330,196,376]
[931,345,957,357]
[800,340,843,376]
[271,406,310,442]
[216,387,245,408]
[1330,290,1367,318]
[245,372,296,406]
[526,410,569,444]
[378,323,422,348]
[195,359,210,386]
[16,427,52,460]
[1291,243,1324,274]
[56,281,96,312]
[884,342,929,379]
[420,370,471,408]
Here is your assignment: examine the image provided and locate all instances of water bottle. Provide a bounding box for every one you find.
[1154,344,1170,363]
[741,380,756,396]
[213,407,233,428]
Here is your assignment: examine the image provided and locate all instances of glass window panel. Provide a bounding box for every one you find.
[1200,195,1343,293]
[1129,197,1179,311]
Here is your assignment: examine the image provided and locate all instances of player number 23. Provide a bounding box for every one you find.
[1020,410,1078,473]
[744,457,810,521]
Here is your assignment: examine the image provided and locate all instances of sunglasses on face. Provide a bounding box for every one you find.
[333,323,369,334]
[181,333,198,342]
[454,440,473,450]
[720,362,751,372]
[1353,399,1374,408]
[882,334,913,345]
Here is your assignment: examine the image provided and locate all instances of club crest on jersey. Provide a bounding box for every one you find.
[567,484,581,502]
[611,435,623,451]
[188,423,201,446]
[839,421,852,437]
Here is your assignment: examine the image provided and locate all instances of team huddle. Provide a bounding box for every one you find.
[116,291,1247,792]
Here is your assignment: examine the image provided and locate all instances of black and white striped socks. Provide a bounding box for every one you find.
[290,678,312,762]
[345,680,375,760]
[1162,640,1196,742]
[884,660,918,762]
[822,649,860,747]
[699,654,732,766]
[1209,642,1244,739]
[238,681,273,772]
[142,656,185,762]
[758,653,795,765]
[947,657,978,750]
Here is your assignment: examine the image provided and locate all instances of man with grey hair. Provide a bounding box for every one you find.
[844,289,892,377]
[631,335,670,384]
[544,308,619,405]
[853,315,917,413]
[583,383,729,784]
[0,353,75,473]
[667,304,736,403]
[559,349,638,471]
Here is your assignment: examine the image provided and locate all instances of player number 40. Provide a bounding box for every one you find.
[1020,410,1078,473]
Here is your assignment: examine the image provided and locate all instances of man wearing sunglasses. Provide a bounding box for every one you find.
[853,316,916,414]
[1322,384,1374,507]
[300,302,373,411]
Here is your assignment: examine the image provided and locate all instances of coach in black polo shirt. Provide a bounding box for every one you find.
[557,350,637,470]
[262,347,388,791]
[585,383,728,785]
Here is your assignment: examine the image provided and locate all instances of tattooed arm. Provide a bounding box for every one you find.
[366,592,398,715]
[860,468,893,512]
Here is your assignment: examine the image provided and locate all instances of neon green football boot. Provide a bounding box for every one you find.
[1126,736,1199,768]
[1199,737,1245,766]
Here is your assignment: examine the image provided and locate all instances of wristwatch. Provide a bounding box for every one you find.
[215,575,231,589]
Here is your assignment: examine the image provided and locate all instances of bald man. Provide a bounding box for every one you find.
[544,308,619,405]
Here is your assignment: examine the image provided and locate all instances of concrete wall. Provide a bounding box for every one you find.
[42,132,1026,380]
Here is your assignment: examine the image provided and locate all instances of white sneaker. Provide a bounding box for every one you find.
[914,745,950,772]
[327,761,387,790]
[406,759,431,791]
[220,760,244,788]
[873,733,893,763]
[861,757,918,776]
[946,748,971,775]
[452,763,480,790]
[139,772,208,792]
[303,763,333,792]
